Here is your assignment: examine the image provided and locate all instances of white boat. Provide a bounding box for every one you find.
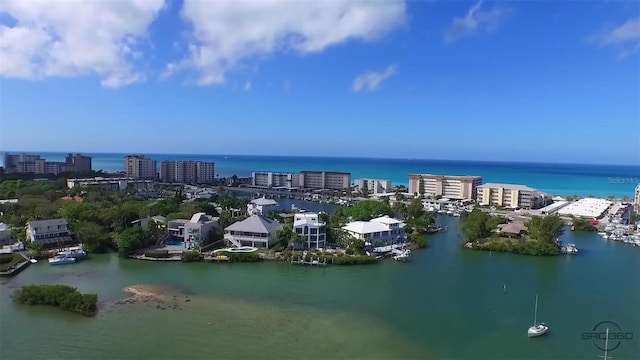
[58,248,87,258]
[598,232,607,238]
[48,255,76,265]
[527,295,549,337]
[446,210,454,216]
[561,243,578,254]
[453,212,461,217]
[393,249,411,261]
[29,259,38,263]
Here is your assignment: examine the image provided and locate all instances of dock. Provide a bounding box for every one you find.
[290,258,328,266]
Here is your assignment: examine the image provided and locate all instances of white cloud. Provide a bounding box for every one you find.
[172,0,406,86]
[351,65,396,93]
[0,0,166,88]
[588,18,640,58]
[445,1,510,43]
[244,80,251,92]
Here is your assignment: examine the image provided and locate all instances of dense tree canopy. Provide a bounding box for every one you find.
[343,200,394,221]
[460,208,491,241]
[526,216,565,243]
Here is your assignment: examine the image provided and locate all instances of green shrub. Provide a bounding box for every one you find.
[144,250,171,258]
[0,254,14,264]
[217,252,262,263]
[334,255,377,265]
[413,237,427,249]
[0,254,23,272]
[181,251,202,263]
[13,284,98,316]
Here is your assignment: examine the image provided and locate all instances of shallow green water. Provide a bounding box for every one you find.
[2,216,639,359]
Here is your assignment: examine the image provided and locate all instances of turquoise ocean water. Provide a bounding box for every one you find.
[13,152,640,198]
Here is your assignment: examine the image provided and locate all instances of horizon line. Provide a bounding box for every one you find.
[2,150,639,168]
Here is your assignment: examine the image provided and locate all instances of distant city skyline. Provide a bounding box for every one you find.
[2,150,639,168]
[0,1,639,165]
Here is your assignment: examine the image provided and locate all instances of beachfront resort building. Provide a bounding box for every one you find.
[635,184,640,210]
[247,197,279,216]
[3,152,92,175]
[476,183,551,209]
[355,179,393,195]
[408,174,482,200]
[124,155,157,179]
[67,177,155,192]
[160,160,215,184]
[26,218,75,249]
[342,216,406,245]
[167,213,220,247]
[223,215,283,248]
[299,171,351,190]
[557,198,612,218]
[293,213,327,249]
[252,172,300,188]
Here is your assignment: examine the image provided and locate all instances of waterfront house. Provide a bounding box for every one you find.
[26,218,75,249]
[167,213,219,247]
[342,215,405,245]
[247,197,279,216]
[224,215,283,248]
[131,215,167,230]
[496,222,528,238]
[293,213,327,249]
[0,223,14,246]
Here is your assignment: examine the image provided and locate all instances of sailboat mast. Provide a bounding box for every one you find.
[533,295,538,325]
[603,327,609,360]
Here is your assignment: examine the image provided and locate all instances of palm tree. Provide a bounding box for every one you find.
[275,225,302,249]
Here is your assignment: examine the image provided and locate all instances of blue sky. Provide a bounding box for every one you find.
[0,0,639,165]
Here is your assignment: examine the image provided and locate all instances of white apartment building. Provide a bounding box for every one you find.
[252,172,300,188]
[247,197,280,215]
[409,174,482,200]
[293,213,327,249]
[299,171,351,190]
[477,183,550,209]
[355,179,392,195]
[26,218,75,248]
[160,160,215,184]
[635,183,640,210]
[224,215,283,248]
[124,155,157,179]
[342,216,406,245]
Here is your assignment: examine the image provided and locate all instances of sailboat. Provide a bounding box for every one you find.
[527,295,549,337]
[599,327,611,360]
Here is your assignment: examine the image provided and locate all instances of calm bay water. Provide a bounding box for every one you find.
[1,216,639,359]
[25,152,640,198]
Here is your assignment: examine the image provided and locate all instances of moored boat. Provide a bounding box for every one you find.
[48,255,76,265]
[527,295,549,338]
[58,248,88,258]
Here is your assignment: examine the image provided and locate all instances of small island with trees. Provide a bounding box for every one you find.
[461,209,565,256]
[13,284,98,316]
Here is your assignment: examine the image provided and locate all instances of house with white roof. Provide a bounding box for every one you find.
[224,215,283,248]
[342,215,406,245]
[293,213,326,249]
[247,197,279,216]
[26,218,75,249]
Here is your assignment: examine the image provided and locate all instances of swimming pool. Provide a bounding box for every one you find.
[167,241,186,248]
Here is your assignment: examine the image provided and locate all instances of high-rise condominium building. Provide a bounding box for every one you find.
[476,183,550,209]
[160,161,215,184]
[354,179,393,195]
[124,155,157,179]
[408,174,483,200]
[299,171,351,190]
[251,172,300,188]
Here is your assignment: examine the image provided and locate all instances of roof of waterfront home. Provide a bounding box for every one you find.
[225,215,283,234]
[371,215,404,225]
[496,222,529,235]
[343,221,391,235]
[0,222,9,231]
[250,197,278,206]
[26,218,68,229]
